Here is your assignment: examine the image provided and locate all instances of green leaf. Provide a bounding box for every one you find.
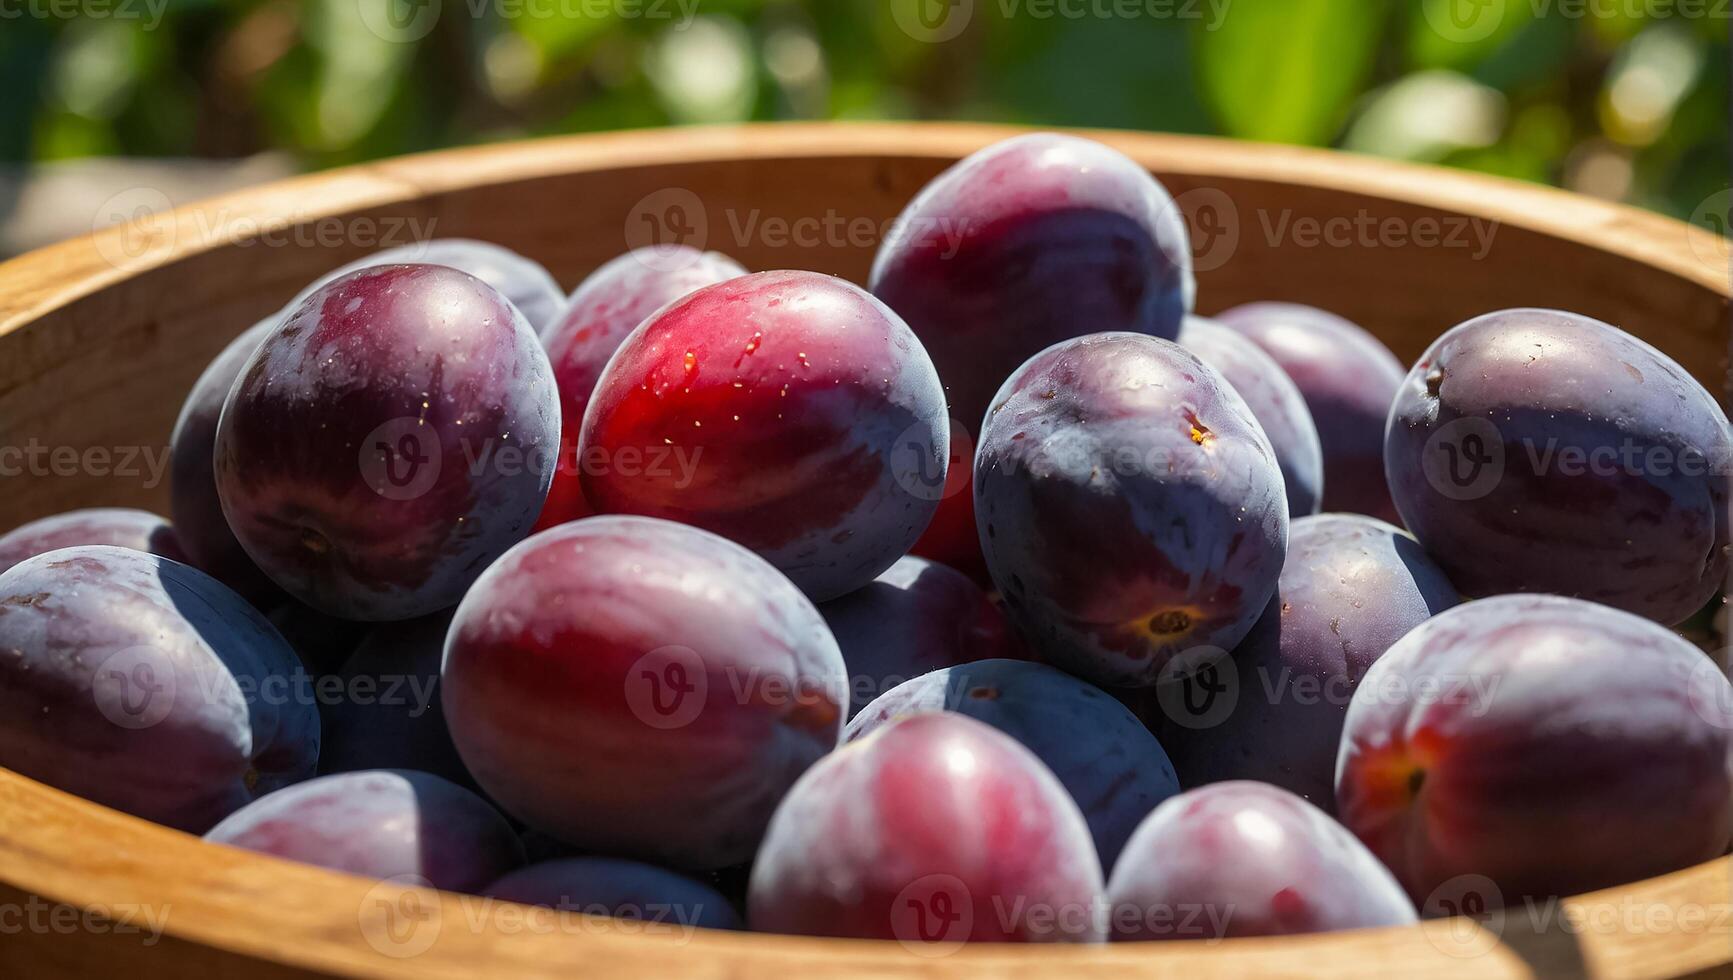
[1194,0,1388,145]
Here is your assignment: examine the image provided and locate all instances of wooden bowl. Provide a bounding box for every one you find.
[0,123,1727,979]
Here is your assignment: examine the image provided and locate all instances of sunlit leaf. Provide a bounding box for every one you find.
[1195,0,1388,145]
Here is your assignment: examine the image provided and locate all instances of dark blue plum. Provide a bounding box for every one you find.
[0,546,319,832]
[1154,514,1459,811]
[818,555,1027,717]
[847,659,1179,872]
[483,857,743,931]
[975,332,1288,687]
[319,611,475,790]
[205,769,523,893]
[170,316,281,604]
[1216,302,1406,522]
[1386,308,1731,626]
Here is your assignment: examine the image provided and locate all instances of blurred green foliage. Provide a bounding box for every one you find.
[5,0,1727,219]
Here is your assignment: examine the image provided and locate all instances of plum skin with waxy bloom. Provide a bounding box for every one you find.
[817,554,1028,718]
[0,508,185,575]
[1215,302,1406,523]
[1177,315,1324,518]
[1334,594,1733,906]
[1106,781,1416,940]
[0,546,319,833]
[870,131,1195,430]
[1385,308,1731,626]
[1155,513,1460,812]
[482,857,744,931]
[578,269,949,602]
[846,658,1180,873]
[215,263,560,622]
[205,769,523,893]
[536,246,748,530]
[974,332,1289,688]
[441,516,848,871]
[748,712,1105,943]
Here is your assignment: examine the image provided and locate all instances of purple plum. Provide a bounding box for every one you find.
[205,769,522,893]
[215,264,559,621]
[847,659,1180,872]
[1216,302,1406,522]
[0,546,318,832]
[975,332,1288,687]
[0,508,184,574]
[1385,308,1731,626]
[1107,781,1415,940]
[442,516,847,870]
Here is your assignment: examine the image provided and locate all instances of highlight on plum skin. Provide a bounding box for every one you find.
[0,508,185,575]
[974,332,1289,688]
[578,270,949,602]
[1384,308,1731,626]
[748,712,1106,944]
[482,857,744,932]
[1177,315,1324,517]
[1106,781,1416,941]
[846,658,1179,873]
[1155,514,1460,812]
[1334,594,1733,908]
[441,516,848,871]
[1214,302,1406,523]
[870,131,1195,430]
[817,555,1027,718]
[215,263,560,622]
[536,246,748,530]
[0,546,319,833]
[204,769,523,894]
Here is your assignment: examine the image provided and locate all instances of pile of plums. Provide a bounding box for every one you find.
[2,133,1730,949]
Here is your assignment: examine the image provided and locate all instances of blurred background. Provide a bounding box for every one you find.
[0,0,1726,258]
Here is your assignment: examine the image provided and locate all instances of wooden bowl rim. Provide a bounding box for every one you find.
[0,122,1728,979]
